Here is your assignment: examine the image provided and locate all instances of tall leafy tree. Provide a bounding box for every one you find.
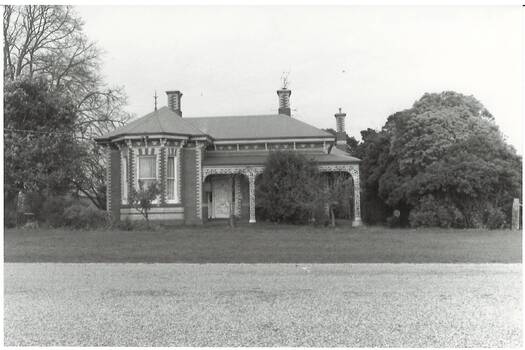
[4,78,86,208]
[352,128,391,224]
[323,128,359,154]
[357,91,521,228]
[256,152,322,224]
[3,5,131,209]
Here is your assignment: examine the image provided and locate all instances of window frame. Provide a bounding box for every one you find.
[166,155,178,203]
[121,154,128,204]
[135,153,160,204]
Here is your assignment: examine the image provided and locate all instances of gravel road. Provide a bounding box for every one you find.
[4,263,522,347]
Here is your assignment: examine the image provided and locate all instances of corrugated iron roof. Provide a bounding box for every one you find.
[186,114,333,140]
[96,106,206,140]
[203,150,360,166]
[96,107,334,141]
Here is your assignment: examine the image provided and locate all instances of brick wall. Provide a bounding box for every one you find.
[109,148,121,221]
[181,148,202,224]
[240,176,250,220]
[159,147,166,204]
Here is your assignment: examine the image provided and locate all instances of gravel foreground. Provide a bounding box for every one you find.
[4,263,522,347]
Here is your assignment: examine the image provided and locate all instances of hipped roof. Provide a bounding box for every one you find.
[95,106,334,142]
[96,107,205,140]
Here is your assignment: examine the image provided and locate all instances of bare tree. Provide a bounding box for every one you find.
[3,5,132,209]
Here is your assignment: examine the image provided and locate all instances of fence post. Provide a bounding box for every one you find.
[511,198,520,230]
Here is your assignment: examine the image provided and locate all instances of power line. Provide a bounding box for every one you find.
[4,128,95,141]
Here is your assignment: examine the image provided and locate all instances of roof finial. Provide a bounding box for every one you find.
[339,107,342,113]
[280,71,290,89]
[154,90,158,111]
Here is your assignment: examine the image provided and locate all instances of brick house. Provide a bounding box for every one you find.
[95,87,362,226]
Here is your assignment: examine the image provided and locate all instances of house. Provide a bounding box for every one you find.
[95,87,362,226]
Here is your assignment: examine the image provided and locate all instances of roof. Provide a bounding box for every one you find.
[203,150,360,166]
[96,106,206,140]
[186,114,333,140]
[96,107,334,142]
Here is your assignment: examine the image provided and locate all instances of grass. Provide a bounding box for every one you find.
[4,223,522,263]
[4,263,522,347]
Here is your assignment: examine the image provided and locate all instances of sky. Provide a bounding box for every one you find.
[77,5,523,151]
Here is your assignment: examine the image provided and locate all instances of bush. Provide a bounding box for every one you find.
[128,180,161,222]
[4,209,17,228]
[23,192,75,227]
[386,214,400,228]
[114,216,162,231]
[63,204,111,229]
[40,195,75,227]
[409,195,465,228]
[116,217,135,231]
[256,151,322,224]
[484,207,507,229]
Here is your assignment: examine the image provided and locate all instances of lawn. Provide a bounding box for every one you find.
[4,263,521,347]
[4,223,522,263]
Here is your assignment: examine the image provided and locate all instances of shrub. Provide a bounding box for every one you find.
[4,209,17,228]
[116,217,135,231]
[256,151,322,224]
[128,180,161,222]
[114,217,162,231]
[38,194,75,227]
[386,215,400,228]
[409,195,465,228]
[484,207,507,229]
[63,204,111,229]
[21,192,76,227]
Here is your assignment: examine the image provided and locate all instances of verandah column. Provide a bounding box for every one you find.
[351,166,362,227]
[105,145,112,213]
[234,174,242,217]
[247,171,256,223]
[195,143,204,221]
[159,138,167,204]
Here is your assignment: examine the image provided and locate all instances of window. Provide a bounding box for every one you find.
[122,156,128,203]
[167,156,178,202]
[138,155,157,189]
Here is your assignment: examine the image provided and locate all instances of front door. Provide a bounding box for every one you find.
[212,176,232,218]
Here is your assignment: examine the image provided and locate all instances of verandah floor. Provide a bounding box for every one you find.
[4,223,521,263]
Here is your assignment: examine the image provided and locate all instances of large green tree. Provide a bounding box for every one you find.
[3,5,131,209]
[256,151,322,224]
[4,78,86,209]
[356,91,521,228]
[352,128,391,224]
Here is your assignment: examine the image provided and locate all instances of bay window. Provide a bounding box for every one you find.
[138,155,157,189]
[167,155,178,202]
[121,155,128,203]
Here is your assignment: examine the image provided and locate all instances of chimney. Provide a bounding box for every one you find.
[166,90,183,116]
[334,108,347,145]
[277,88,291,116]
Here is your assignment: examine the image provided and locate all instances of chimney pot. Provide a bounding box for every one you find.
[334,108,347,145]
[166,90,183,116]
[277,88,292,116]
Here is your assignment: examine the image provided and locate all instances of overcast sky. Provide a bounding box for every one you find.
[77,6,523,151]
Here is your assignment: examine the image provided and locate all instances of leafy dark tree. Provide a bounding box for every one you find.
[352,128,392,224]
[321,172,354,226]
[128,180,161,222]
[71,143,107,210]
[323,128,359,154]
[4,78,87,215]
[356,91,521,228]
[3,5,131,209]
[256,151,322,224]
